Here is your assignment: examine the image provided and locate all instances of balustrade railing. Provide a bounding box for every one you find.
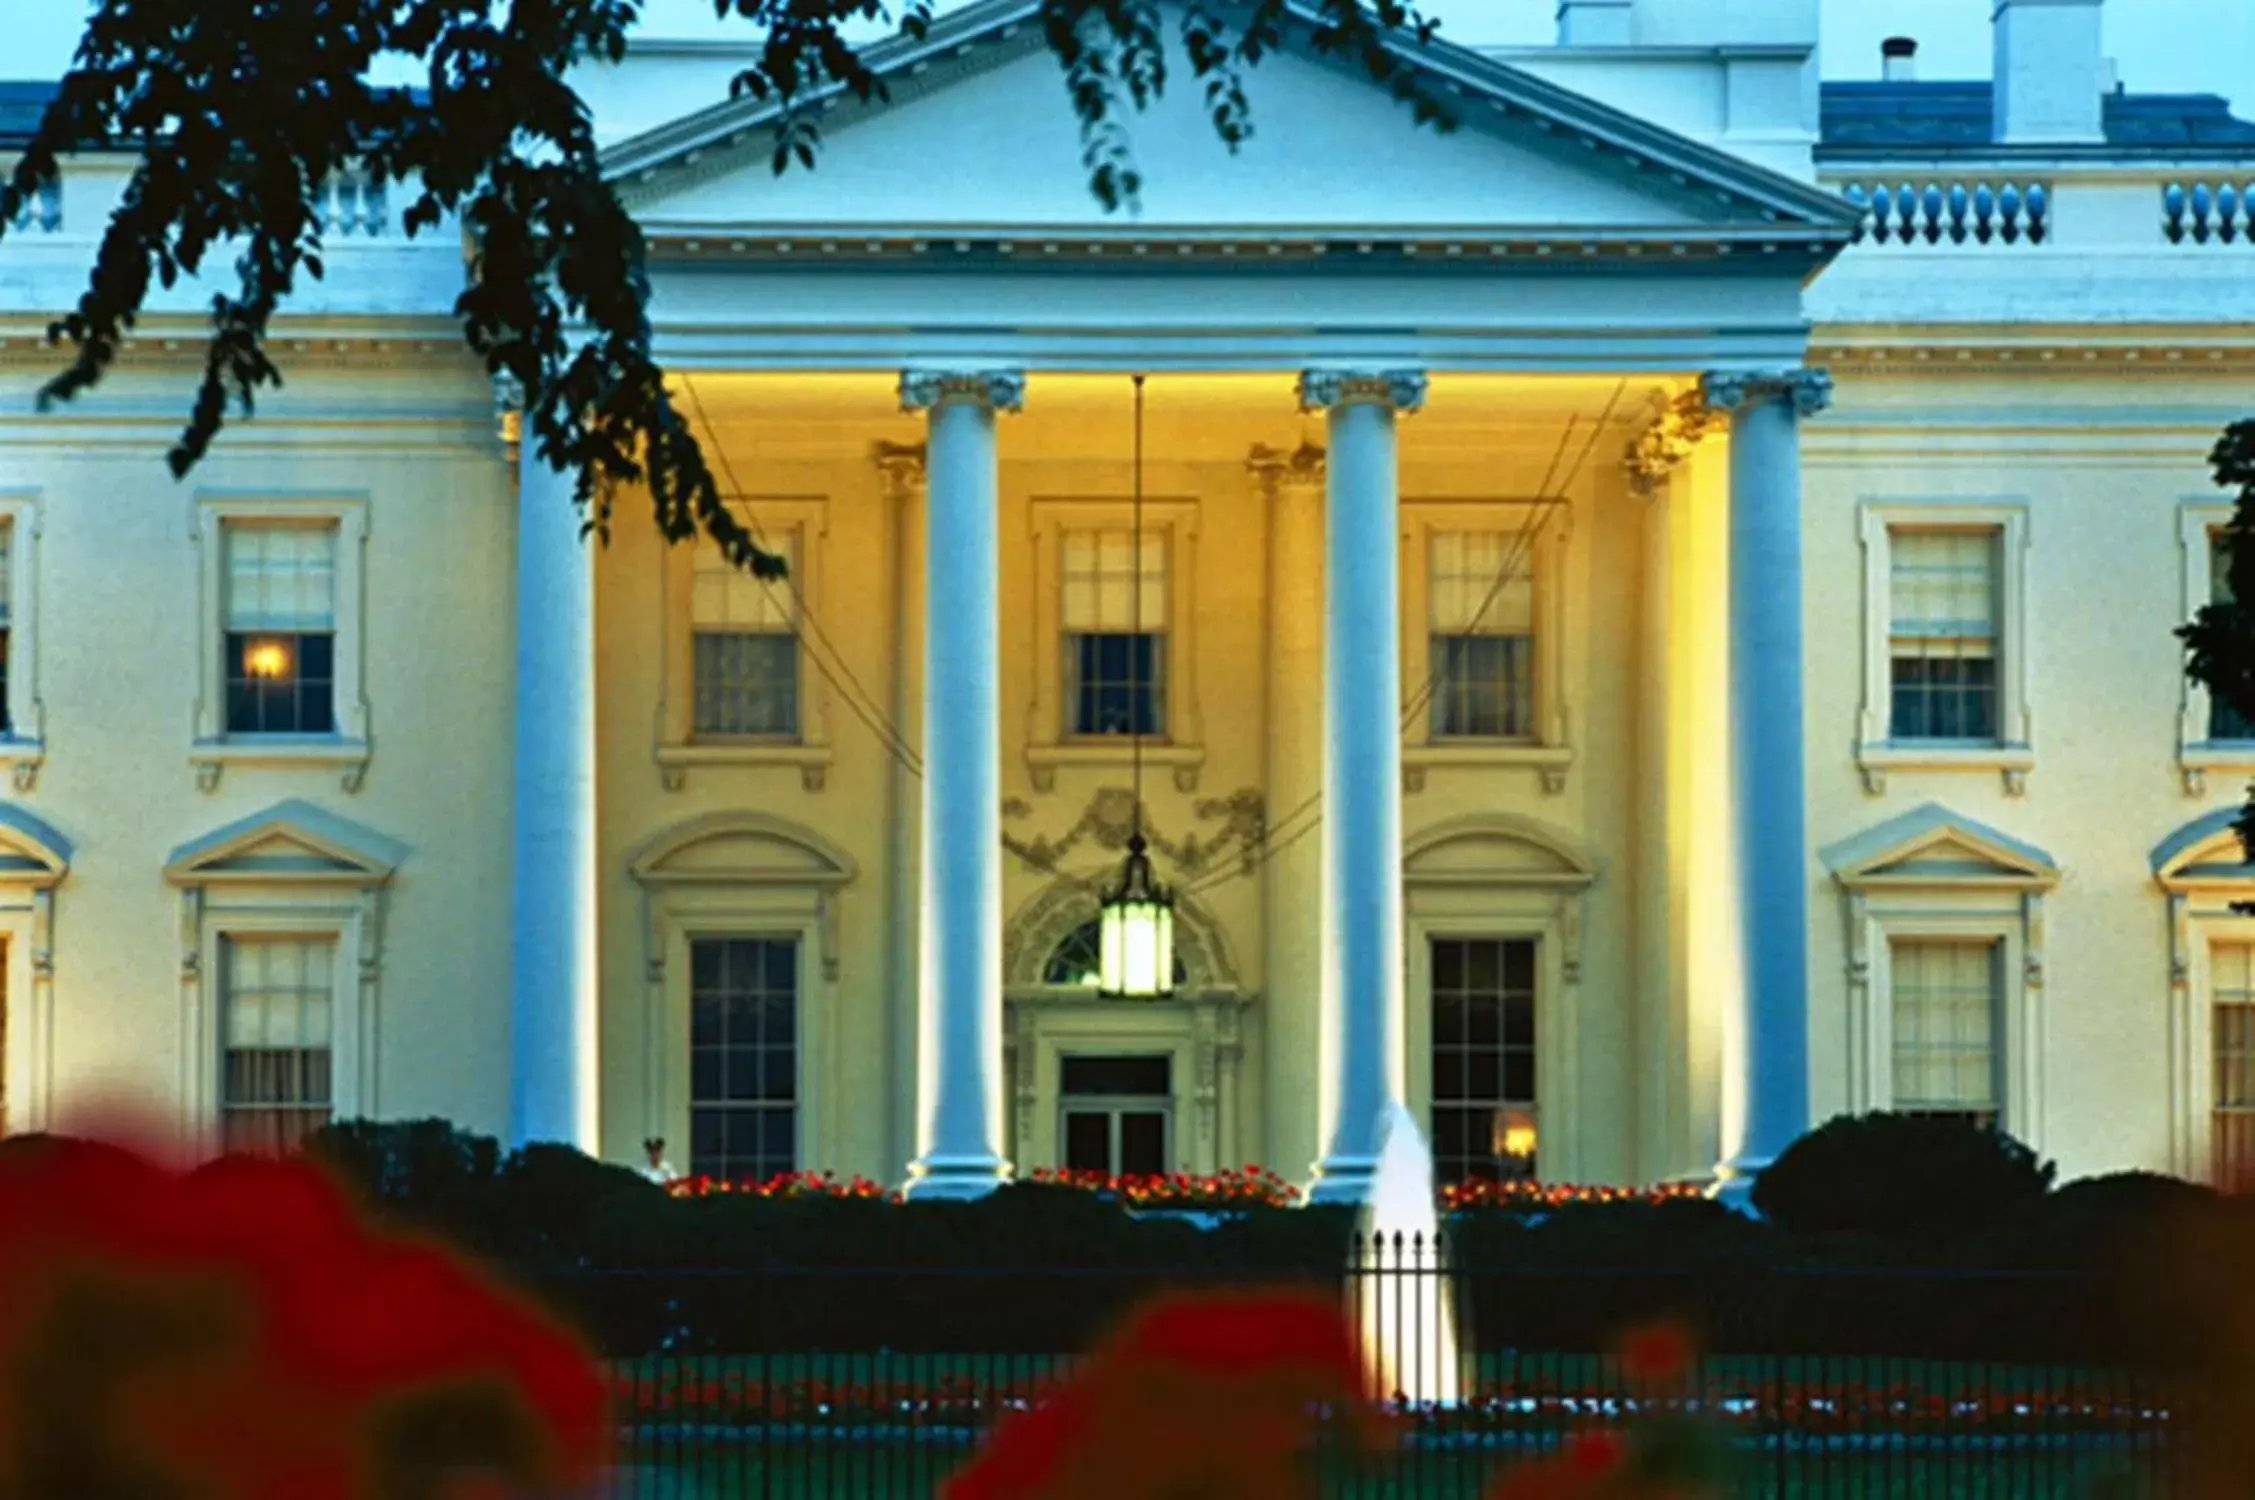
[2164,181,2255,244]
[1837,179,2050,246]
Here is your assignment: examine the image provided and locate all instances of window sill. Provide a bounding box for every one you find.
[191,736,372,793]
[0,738,45,792]
[1403,742,1574,796]
[2178,743,2255,796]
[1024,741,1206,794]
[1855,742,2033,797]
[656,740,833,792]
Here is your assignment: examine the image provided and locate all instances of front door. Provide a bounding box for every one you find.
[1058,1053,1171,1177]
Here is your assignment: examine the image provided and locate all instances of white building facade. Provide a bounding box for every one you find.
[1,0,2251,1194]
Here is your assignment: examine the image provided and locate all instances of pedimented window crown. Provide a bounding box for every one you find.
[0,804,69,886]
[628,811,856,889]
[2154,808,2255,891]
[164,800,405,887]
[1822,803,2059,891]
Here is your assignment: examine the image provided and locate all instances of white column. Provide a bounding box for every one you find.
[1299,369,1426,1206]
[508,434,599,1152]
[1702,367,1832,1197]
[900,369,1022,1201]
[1252,442,1327,1182]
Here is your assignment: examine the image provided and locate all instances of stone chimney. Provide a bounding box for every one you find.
[1992,0,2107,144]
[1557,0,1634,46]
[1882,36,1918,82]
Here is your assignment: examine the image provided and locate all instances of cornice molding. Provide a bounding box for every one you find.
[1811,337,2255,377]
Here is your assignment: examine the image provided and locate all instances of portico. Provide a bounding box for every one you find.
[502,0,1859,1196]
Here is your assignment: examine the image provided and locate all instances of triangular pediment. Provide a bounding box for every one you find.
[165,800,404,886]
[1404,815,1595,889]
[604,1,1856,243]
[1823,804,2058,891]
[0,804,70,885]
[630,812,857,888]
[2153,808,2255,890]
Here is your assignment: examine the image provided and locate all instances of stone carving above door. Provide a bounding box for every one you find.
[1000,785,1265,883]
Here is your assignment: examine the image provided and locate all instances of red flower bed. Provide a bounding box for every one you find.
[664,1169,901,1201]
[1027,1164,1303,1208]
[1437,1179,1707,1212]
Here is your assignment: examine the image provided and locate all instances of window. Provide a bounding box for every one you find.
[1856,502,2031,794]
[2209,534,2255,741]
[691,528,798,739]
[1042,916,1188,990]
[1428,532,1535,740]
[1888,529,1999,743]
[1429,937,1538,1186]
[654,499,832,791]
[1058,1053,1171,1177]
[192,496,368,790]
[223,524,337,736]
[218,936,336,1156]
[1887,938,2003,1130]
[2212,941,2255,1187]
[1061,529,1167,738]
[688,937,798,1183]
[1025,498,1203,793]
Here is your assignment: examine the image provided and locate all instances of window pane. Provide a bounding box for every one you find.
[691,521,794,631]
[692,633,799,737]
[1429,531,1533,634]
[219,935,336,1156]
[1890,939,2001,1118]
[1061,528,1166,632]
[1067,632,1164,737]
[225,630,338,736]
[1060,1055,1171,1097]
[2214,942,2255,1187]
[1063,1112,1112,1174]
[686,937,799,1182]
[225,524,337,631]
[1888,529,2001,744]
[1429,937,1539,1187]
[1119,1112,1167,1176]
[1431,635,1535,739]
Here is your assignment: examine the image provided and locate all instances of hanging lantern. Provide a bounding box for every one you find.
[1099,833,1175,998]
[1097,371,1175,1000]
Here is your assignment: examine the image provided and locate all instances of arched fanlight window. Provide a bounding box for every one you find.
[1044,917,1189,990]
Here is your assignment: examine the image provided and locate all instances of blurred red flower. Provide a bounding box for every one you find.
[943,1287,1393,1500]
[0,1133,608,1499]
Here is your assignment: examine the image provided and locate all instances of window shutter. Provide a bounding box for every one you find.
[225,526,336,632]
[1430,532,1532,636]
[1890,531,1997,657]
[0,522,13,628]
[692,519,796,632]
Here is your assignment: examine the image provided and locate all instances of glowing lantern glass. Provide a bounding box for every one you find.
[1098,835,1175,999]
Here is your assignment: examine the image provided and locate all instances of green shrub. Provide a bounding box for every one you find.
[1750,1112,2056,1240]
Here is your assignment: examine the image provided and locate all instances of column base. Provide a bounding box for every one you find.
[1302,1155,1383,1207]
[899,1153,1011,1202]
[1707,1157,1772,1218]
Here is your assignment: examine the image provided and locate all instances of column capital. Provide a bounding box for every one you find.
[1699,367,1834,419]
[900,369,1026,414]
[1296,369,1427,415]
[871,440,928,499]
[1246,441,1327,494]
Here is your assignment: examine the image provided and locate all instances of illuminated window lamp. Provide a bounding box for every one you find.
[243,637,294,679]
[1492,1108,1538,1179]
[1096,372,1176,1000]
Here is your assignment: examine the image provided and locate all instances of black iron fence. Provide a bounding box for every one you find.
[538,1245,2206,1498]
